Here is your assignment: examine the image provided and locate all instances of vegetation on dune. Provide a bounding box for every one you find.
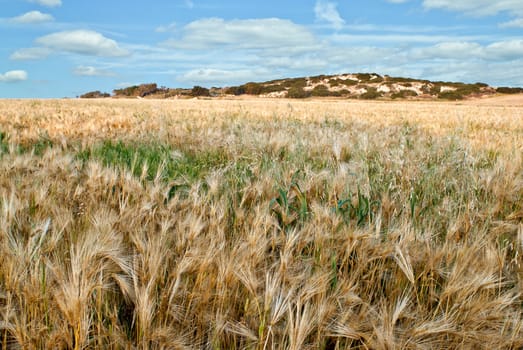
[287,87,311,99]
[191,86,211,97]
[113,83,160,98]
[79,90,111,99]
[80,73,518,101]
[356,73,383,82]
[260,84,286,94]
[435,83,485,100]
[310,85,332,97]
[391,90,418,99]
[496,86,523,94]
[359,87,383,100]
[0,99,522,349]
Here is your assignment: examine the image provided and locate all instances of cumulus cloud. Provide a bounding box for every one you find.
[73,66,115,77]
[415,57,523,87]
[485,39,523,60]
[422,0,523,16]
[156,22,176,33]
[145,15,523,88]
[28,0,61,7]
[164,18,317,51]
[411,40,523,61]
[314,0,345,29]
[35,30,129,57]
[10,47,51,60]
[0,70,28,83]
[179,68,263,84]
[412,41,483,60]
[499,18,523,28]
[10,11,54,24]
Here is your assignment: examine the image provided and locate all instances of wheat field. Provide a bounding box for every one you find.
[0,97,522,349]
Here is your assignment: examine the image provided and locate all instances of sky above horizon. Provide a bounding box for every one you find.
[1,0,523,98]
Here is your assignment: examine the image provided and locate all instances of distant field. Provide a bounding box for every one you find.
[0,98,522,349]
[464,93,523,106]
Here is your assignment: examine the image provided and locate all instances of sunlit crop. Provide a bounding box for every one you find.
[0,98,522,349]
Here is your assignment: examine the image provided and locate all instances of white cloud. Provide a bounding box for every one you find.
[164,18,317,50]
[73,66,115,77]
[499,18,523,28]
[10,47,51,60]
[10,11,54,24]
[179,68,264,85]
[422,0,523,16]
[410,40,523,61]
[156,22,176,33]
[329,33,487,44]
[415,58,523,87]
[28,0,61,7]
[42,15,518,90]
[324,46,398,66]
[485,39,523,60]
[412,41,483,59]
[35,30,130,57]
[0,70,28,83]
[314,0,345,30]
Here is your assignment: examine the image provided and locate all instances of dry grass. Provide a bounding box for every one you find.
[0,98,522,349]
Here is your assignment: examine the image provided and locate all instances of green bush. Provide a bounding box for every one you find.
[356,73,373,82]
[310,85,331,97]
[438,91,464,100]
[342,79,359,86]
[355,73,383,82]
[386,76,421,84]
[360,87,382,100]
[459,85,480,95]
[225,86,246,95]
[113,85,138,97]
[429,85,441,95]
[79,91,110,99]
[329,79,341,87]
[113,83,158,97]
[309,75,327,84]
[242,83,263,95]
[168,88,192,97]
[282,78,308,89]
[261,84,285,94]
[191,86,210,97]
[287,87,311,99]
[496,87,523,94]
[391,90,418,99]
[438,85,480,100]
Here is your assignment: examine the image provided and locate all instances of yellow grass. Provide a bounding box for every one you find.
[0,97,522,349]
[1,98,522,150]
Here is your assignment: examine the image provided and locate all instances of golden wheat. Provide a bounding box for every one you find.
[0,97,522,349]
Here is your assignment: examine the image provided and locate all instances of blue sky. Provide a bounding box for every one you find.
[1,0,523,98]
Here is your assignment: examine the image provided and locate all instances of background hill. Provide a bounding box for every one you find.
[80,73,523,101]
